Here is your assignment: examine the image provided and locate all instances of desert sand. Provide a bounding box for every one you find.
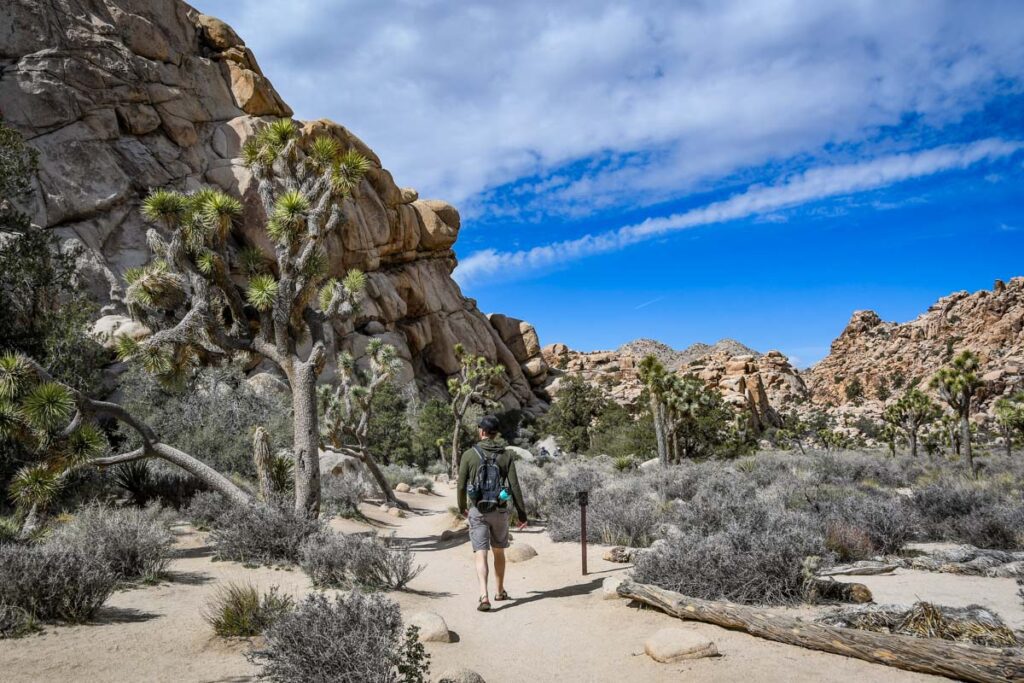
[1,485,1020,683]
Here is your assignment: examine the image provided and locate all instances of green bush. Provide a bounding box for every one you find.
[204,583,293,637]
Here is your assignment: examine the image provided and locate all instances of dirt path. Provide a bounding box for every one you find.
[2,485,1019,682]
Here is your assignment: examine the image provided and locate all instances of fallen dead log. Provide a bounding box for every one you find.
[617,580,1024,683]
[820,561,900,577]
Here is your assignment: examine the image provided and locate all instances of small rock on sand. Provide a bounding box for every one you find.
[395,482,411,493]
[505,543,537,563]
[436,669,485,683]
[644,628,718,663]
[603,546,634,563]
[415,486,431,495]
[601,576,624,600]
[388,507,405,518]
[407,610,451,643]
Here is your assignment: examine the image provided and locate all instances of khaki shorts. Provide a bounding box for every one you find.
[468,506,511,551]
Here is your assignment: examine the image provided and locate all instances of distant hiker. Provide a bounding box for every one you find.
[458,414,528,612]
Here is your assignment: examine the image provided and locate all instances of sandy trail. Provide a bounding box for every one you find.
[1,485,1020,682]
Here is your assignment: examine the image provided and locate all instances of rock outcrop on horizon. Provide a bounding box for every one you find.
[543,339,807,431]
[1,0,548,414]
[805,278,1024,421]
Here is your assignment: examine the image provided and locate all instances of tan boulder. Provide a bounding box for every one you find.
[406,611,451,643]
[644,628,718,663]
[505,543,538,563]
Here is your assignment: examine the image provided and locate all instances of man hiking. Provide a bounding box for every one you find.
[457,414,528,612]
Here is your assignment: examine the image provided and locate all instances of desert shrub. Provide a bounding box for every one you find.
[809,451,907,488]
[0,516,20,545]
[382,464,432,491]
[51,504,173,582]
[823,494,916,555]
[513,461,547,519]
[536,460,610,514]
[0,604,36,639]
[633,503,823,605]
[204,583,294,637]
[185,491,234,530]
[0,543,116,622]
[210,503,325,565]
[547,475,663,547]
[299,533,422,590]
[119,366,292,478]
[824,521,876,562]
[322,474,371,518]
[952,504,1024,550]
[248,591,429,683]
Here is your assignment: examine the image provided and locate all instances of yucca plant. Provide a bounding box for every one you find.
[0,352,108,536]
[116,117,372,517]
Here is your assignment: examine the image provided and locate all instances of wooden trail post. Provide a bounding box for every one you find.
[578,490,589,576]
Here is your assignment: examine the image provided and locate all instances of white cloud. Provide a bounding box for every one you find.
[454,139,1023,284]
[194,0,1024,218]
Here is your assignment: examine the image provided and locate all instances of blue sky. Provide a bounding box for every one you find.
[195,1,1024,366]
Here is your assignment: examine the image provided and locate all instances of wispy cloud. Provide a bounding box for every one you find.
[633,296,665,310]
[455,138,1022,285]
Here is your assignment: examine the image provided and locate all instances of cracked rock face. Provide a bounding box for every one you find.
[1,0,548,414]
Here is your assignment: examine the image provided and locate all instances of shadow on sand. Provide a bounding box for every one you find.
[490,577,604,612]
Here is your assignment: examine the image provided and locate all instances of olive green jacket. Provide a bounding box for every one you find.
[456,437,527,520]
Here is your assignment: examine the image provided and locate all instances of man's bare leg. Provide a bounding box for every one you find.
[475,549,490,599]
[493,546,506,596]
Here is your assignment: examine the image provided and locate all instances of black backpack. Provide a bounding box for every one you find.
[468,446,508,513]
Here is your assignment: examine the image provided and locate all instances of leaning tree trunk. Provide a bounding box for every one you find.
[617,580,1024,683]
[253,426,275,502]
[289,363,321,517]
[358,449,407,510]
[908,429,918,459]
[651,397,667,467]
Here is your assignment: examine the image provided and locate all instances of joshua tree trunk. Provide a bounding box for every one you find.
[908,429,918,459]
[253,426,274,502]
[289,364,321,517]
[651,397,667,466]
[450,413,463,479]
[18,504,40,539]
[960,412,974,475]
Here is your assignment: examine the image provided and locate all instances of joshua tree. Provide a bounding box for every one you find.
[993,392,1024,457]
[883,388,940,458]
[118,119,370,516]
[930,350,982,473]
[638,355,670,465]
[317,339,406,508]
[446,343,504,477]
[776,411,811,454]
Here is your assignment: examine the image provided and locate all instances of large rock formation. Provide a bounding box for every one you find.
[542,339,807,431]
[805,278,1024,420]
[1,0,547,414]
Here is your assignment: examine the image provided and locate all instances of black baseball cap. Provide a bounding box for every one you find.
[478,415,500,433]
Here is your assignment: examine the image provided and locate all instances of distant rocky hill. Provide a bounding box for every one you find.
[1,0,548,414]
[543,339,805,432]
[805,277,1024,419]
[616,338,759,370]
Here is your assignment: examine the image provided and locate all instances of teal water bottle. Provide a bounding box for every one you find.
[498,488,510,502]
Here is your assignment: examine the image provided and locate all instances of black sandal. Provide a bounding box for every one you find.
[494,590,510,601]
[477,596,491,612]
